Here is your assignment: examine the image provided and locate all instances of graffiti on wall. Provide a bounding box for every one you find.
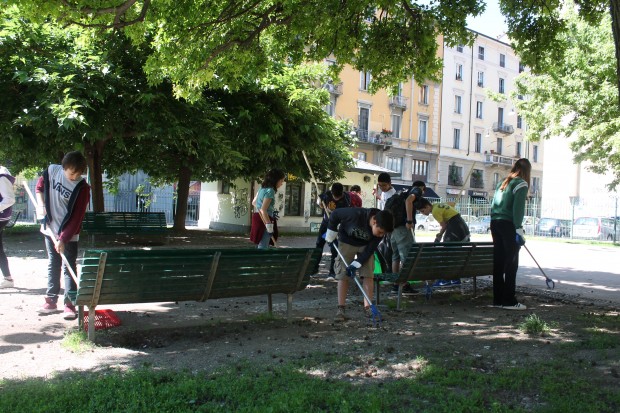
[232,188,249,219]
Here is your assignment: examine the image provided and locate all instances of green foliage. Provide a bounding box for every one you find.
[61,329,95,353]
[5,0,487,96]
[519,313,552,336]
[515,8,620,189]
[1,357,619,412]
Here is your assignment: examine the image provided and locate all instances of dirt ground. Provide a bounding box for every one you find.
[0,229,618,386]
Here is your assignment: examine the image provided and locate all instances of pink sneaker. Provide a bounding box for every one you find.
[63,303,78,320]
[38,297,58,314]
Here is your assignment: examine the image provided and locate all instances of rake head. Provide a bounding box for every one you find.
[369,304,383,327]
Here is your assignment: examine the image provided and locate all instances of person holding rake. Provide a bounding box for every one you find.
[324,207,394,321]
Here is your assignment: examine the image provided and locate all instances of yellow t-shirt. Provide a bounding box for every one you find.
[431,203,459,224]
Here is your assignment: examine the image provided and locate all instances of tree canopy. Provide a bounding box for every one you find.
[514,9,620,189]
[0,6,354,229]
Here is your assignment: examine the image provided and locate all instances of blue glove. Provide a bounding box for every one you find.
[346,261,362,278]
[515,228,526,246]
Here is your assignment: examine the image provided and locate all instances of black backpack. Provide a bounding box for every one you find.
[384,189,410,228]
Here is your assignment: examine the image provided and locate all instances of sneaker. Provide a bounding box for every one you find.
[432,279,450,287]
[38,297,58,314]
[63,303,78,320]
[0,278,14,288]
[502,303,527,311]
[334,306,349,322]
[450,279,461,286]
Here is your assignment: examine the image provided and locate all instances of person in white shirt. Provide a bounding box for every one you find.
[372,172,396,210]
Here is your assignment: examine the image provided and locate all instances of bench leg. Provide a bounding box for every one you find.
[286,294,293,323]
[78,305,84,331]
[88,306,96,341]
[267,293,273,314]
[473,276,477,296]
[396,284,403,311]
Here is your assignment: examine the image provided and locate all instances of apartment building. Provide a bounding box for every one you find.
[325,57,442,192]
[438,32,544,202]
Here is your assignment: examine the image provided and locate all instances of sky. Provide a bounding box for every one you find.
[466,0,508,38]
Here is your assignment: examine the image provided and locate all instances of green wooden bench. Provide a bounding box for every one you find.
[375,242,494,309]
[76,247,323,340]
[82,211,168,245]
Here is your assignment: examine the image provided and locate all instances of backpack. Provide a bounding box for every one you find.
[383,189,410,228]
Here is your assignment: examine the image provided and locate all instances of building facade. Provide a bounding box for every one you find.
[438,32,543,202]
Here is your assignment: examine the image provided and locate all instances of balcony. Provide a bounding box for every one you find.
[492,122,514,135]
[389,95,409,110]
[470,177,484,189]
[324,82,343,95]
[355,129,392,147]
[484,152,516,167]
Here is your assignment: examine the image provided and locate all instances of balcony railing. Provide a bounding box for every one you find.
[324,82,343,95]
[355,129,392,147]
[484,153,516,167]
[389,95,409,109]
[448,177,463,186]
[492,122,514,134]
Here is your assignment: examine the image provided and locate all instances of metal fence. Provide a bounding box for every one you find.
[13,178,200,227]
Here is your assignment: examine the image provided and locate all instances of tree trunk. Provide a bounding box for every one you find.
[173,165,192,231]
[84,139,107,212]
[611,0,620,107]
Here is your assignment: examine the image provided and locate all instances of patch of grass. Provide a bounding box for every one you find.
[248,312,279,323]
[384,298,409,310]
[519,313,552,336]
[60,329,95,354]
[560,312,620,350]
[1,356,619,413]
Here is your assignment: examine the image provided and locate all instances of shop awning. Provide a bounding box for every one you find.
[350,159,400,176]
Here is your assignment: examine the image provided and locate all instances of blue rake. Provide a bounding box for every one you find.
[523,244,555,289]
[332,244,383,327]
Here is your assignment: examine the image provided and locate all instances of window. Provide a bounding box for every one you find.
[518,94,524,100]
[454,95,462,114]
[391,114,401,139]
[310,183,327,216]
[477,71,484,87]
[496,137,503,154]
[448,164,463,186]
[358,107,369,140]
[519,62,525,73]
[457,44,464,53]
[357,152,367,161]
[475,132,482,153]
[325,95,336,117]
[455,63,463,80]
[386,156,403,176]
[532,177,540,195]
[498,107,504,125]
[476,101,483,119]
[533,145,538,162]
[418,119,428,143]
[360,71,371,91]
[516,142,522,157]
[478,46,485,60]
[453,128,461,149]
[471,169,484,188]
[499,78,505,93]
[412,159,429,181]
[517,115,522,129]
[284,182,302,216]
[419,84,429,104]
[493,173,500,188]
[221,180,231,194]
[500,53,506,67]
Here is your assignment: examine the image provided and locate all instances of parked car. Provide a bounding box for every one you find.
[573,217,617,240]
[469,215,491,234]
[535,217,571,238]
[415,214,441,232]
[459,214,478,225]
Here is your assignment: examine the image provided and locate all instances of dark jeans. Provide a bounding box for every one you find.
[44,235,78,305]
[490,219,520,306]
[0,220,11,279]
[314,219,337,275]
